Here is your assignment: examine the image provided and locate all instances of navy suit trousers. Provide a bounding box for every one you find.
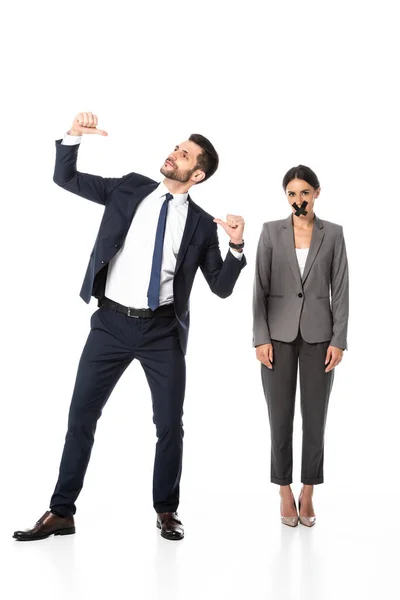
[50,304,186,516]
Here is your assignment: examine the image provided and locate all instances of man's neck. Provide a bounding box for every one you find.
[162,178,192,195]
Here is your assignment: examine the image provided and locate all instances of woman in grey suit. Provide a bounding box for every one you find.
[253,165,349,527]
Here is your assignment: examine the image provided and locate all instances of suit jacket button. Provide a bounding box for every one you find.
[101,260,105,264]
[298,292,303,298]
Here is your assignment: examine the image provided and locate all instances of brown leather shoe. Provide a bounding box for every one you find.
[156,512,184,540]
[13,511,75,541]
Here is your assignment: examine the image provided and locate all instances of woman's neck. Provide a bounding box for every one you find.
[293,211,315,229]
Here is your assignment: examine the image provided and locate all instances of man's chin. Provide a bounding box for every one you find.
[160,166,173,178]
[160,166,192,184]
[160,168,179,181]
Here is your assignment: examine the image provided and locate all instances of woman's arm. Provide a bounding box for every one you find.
[330,226,349,350]
[253,223,272,347]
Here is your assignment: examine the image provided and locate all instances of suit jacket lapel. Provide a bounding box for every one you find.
[283,215,302,288]
[123,182,159,226]
[121,185,200,274]
[301,216,325,284]
[282,213,325,287]
[175,197,201,274]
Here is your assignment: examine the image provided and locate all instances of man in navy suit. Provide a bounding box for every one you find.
[13,112,246,542]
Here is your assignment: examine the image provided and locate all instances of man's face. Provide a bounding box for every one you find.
[160,140,205,184]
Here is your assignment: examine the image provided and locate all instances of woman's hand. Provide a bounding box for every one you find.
[325,346,343,372]
[256,343,274,369]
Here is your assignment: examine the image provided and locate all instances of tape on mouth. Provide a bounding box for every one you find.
[292,201,308,216]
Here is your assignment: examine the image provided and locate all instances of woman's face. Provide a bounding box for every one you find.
[285,178,320,216]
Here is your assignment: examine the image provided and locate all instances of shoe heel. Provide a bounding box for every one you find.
[55,527,76,536]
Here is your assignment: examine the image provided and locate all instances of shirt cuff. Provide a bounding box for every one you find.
[61,132,82,146]
[230,247,244,260]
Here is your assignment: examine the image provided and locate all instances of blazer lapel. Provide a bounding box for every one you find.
[121,185,201,274]
[174,197,201,274]
[282,214,325,287]
[301,215,325,284]
[282,215,302,289]
[123,182,159,227]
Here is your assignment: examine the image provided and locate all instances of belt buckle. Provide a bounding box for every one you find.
[127,307,139,318]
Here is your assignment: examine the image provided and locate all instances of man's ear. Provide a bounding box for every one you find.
[192,170,205,184]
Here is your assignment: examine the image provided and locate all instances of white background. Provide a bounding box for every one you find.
[1,1,399,598]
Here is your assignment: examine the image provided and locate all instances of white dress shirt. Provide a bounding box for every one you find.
[107,181,188,308]
[61,134,243,308]
[295,247,309,277]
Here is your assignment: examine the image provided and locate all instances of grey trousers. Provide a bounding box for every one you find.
[261,331,335,485]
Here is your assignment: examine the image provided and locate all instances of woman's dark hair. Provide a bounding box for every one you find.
[189,133,219,183]
[282,165,320,191]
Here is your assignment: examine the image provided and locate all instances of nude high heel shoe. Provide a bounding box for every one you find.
[298,491,316,527]
[279,490,299,527]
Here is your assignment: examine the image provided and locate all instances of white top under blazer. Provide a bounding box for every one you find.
[295,247,309,277]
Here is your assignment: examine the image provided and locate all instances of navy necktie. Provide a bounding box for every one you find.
[147,192,174,310]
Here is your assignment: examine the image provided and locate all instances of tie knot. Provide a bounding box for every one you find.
[165,192,173,202]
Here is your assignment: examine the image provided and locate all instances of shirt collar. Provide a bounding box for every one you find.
[157,181,188,207]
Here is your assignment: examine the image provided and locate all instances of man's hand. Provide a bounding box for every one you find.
[325,346,343,373]
[68,112,108,137]
[256,343,274,369]
[213,215,245,245]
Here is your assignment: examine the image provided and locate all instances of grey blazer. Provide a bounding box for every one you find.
[253,214,349,350]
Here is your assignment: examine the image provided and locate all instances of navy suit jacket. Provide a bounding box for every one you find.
[53,140,247,355]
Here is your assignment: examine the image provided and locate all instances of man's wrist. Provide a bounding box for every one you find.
[68,128,82,136]
[229,239,244,250]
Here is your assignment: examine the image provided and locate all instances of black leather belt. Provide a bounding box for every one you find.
[99,296,175,318]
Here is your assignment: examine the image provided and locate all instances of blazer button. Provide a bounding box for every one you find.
[101,260,105,264]
[298,293,303,298]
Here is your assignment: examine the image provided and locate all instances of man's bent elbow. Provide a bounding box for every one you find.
[53,173,66,187]
[213,286,233,299]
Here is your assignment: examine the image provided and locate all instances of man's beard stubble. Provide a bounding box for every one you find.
[160,164,196,183]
